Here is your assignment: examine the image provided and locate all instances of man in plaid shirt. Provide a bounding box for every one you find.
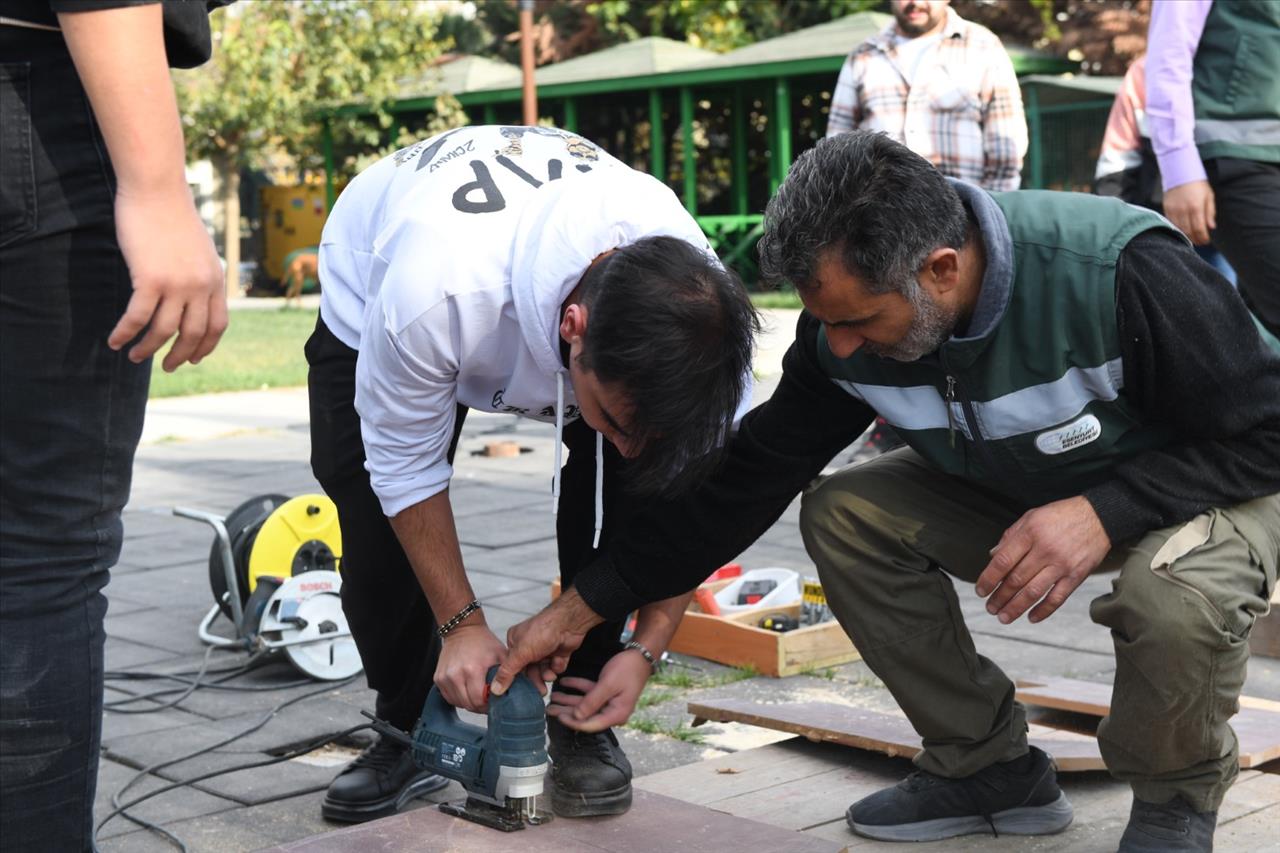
[826,0,1027,191]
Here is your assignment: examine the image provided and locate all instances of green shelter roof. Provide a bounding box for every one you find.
[710,11,891,68]
[533,36,717,88]
[399,54,521,99]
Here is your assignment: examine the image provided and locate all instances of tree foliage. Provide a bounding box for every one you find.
[445,0,1148,76]
[453,0,881,66]
[953,0,1149,75]
[176,1,464,176]
[172,1,464,292]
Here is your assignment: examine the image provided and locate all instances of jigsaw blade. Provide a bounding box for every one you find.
[438,797,526,832]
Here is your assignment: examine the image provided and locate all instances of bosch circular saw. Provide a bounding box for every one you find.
[365,667,550,832]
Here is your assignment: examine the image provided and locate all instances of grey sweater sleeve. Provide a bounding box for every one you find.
[1083,229,1280,544]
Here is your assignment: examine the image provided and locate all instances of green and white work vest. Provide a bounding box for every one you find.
[818,191,1180,507]
[1191,0,1280,164]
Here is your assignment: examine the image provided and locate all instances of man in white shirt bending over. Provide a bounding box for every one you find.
[306,124,759,824]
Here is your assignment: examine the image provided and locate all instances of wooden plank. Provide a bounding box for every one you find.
[1249,607,1280,659]
[1017,675,1280,715]
[688,699,1107,772]
[261,789,848,853]
[1016,676,1280,767]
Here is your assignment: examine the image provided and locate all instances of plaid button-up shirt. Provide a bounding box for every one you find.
[826,9,1028,191]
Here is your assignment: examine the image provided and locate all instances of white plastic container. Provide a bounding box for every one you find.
[713,567,802,615]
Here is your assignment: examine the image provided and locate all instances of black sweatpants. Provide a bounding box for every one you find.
[1207,157,1280,337]
[305,316,627,729]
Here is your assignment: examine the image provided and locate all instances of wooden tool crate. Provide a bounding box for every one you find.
[550,579,861,677]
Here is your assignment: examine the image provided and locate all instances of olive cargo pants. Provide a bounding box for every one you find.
[800,449,1279,812]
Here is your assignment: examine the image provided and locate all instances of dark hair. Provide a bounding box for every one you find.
[757,131,969,295]
[577,235,761,496]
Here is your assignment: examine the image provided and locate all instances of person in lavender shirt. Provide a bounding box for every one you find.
[1146,0,1280,338]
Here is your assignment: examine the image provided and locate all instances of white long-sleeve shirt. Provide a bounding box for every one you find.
[319,125,719,517]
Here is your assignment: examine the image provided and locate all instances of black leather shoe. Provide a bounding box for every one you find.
[1118,795,1217,852]
[846,746,1073,842]
[321,735,449,823]
[546,716,633,817]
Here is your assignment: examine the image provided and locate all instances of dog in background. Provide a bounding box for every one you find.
[281,251,319,307]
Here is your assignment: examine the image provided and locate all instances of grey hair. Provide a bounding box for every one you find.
[757,131,969,296]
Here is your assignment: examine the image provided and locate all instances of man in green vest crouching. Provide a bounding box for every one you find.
[492,130,1280,852]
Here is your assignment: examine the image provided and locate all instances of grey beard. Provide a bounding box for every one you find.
[865,284,956,361]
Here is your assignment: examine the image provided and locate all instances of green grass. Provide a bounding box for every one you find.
[649,664,757,690]
[636,687,676,710]
[149,307,317,398]
[749,289,803,310]
[625,715,707,744]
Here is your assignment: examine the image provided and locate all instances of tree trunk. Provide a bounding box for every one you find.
[221,160,241,299]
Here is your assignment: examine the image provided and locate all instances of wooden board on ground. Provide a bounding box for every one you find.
[551,579,860,677]
[1016,676,1280,768]
[688,699,1107,772]
[260,789,847,853]
[1250,606,1280,659]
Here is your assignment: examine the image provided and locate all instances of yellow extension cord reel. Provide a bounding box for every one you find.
[176,494,362,681]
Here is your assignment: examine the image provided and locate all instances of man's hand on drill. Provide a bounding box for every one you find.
[435,623,509,712]
[491,587,602,697]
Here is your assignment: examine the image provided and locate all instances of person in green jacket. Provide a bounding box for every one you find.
[493,131,1280,853]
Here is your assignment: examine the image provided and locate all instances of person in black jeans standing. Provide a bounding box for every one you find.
[0,3,224,850]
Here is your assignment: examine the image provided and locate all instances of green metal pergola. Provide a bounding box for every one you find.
[320,12,1075,277]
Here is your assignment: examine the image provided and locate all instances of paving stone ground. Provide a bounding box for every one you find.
[94,308,1280,851]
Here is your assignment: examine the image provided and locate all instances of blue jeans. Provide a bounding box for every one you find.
[1,32,150,852]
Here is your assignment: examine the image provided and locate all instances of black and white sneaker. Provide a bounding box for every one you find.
[321,735,449,823]
[846,746,1073,842]
[1118,795,1216,852]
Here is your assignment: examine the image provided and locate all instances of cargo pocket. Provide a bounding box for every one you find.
[1150,509,1271,639]
[0,63,36,248]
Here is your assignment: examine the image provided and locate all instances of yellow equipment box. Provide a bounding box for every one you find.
[261,185,328,281]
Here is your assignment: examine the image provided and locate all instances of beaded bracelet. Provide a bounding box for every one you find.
[623,639,659,673]
[437,599,481,638]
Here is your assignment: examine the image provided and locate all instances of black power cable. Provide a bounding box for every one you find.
[97,637,360,850]
[97,671,363,851]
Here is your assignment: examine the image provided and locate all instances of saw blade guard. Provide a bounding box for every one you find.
[411,666,547,803]
[257,571,362,681]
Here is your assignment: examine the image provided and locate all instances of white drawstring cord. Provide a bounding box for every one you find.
[552,372,564,515]
[593,431,604,549]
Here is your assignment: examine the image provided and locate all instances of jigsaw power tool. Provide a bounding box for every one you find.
[366,667,550,832]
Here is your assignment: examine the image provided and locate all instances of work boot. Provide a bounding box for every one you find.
[1118,795,1217,852]
[846,746,1073,842]
[546,716,633,817]
[321,734,449,823]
